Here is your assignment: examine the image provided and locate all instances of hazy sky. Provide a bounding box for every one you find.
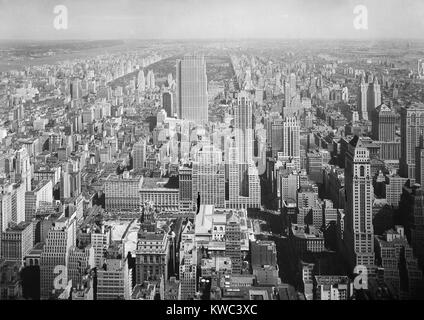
[0,0,423,40]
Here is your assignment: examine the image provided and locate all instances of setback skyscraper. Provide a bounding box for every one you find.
[176,55,208,124]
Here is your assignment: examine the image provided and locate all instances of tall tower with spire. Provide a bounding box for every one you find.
[358,75,369,121]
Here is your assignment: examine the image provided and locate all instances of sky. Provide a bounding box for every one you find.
[0,0,423,40]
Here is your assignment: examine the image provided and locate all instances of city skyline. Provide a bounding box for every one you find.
[1,0,424,40]
[2,0,424,305]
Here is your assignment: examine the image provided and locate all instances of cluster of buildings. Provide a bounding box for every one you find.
[1,40,424,301]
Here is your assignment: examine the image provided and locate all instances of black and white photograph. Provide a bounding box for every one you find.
[0,0,424,307]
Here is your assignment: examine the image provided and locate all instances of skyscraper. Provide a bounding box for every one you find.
[40,217,76,299]
[176,55,208,123]
[367,76,381,119]
[358,75,382,121]
[133,139,147,171]
[371,103,397,142]
[15,148,31,192]
[192,145,225,208]
[282,117,301,168]
[225,211,242,275]
[233,91,254,197]
[137,70,146,92]
[416,137,424,185]
[358,75,369,121]
[228,145,261,209]
[70,79,81,100]
[400,103,424,179]
[234,91,253,164]
[344,136,375,274]
[162,91,174,118]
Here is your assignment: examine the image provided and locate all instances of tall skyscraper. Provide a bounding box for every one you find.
[358,75,382,121]
[133,139,146,171]
[232,91,254,198]
[344,136,375,274]
[416,137,424,185]
[271,118,284,157]
[192,145,225,208]
[372,103,397,142]
[234,91,253,165]
[70,79,81,100]
[137,70,146,92]
[228,145,261,209]
[176,55,208,123]
[399,182,424,266]
[400,103,424,179]
[162,91,174,118]
[40,217,76,299]
[358,75,369,121]
[179,166,194,213]
[282,117,301,168]
[15,148,31,192]
[225,211,242,275]
[367,76,381,119]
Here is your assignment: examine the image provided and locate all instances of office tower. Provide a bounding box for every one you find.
[225,211,242,275]
[25,180,53,221]
[40,217,76,299]
[135,230,169,284]
[137,70,145,92]
[372,103,397,142]
[192,145,225,208]
[385,175,411,207]
[416,137,424,185]
[179,166,194,213]
[234,91,253,165]
[15,148,31,192]
[97,246,132,300]
[1,189,13,249]
[251,240,277,268]
[1,221,33,264]
[61,163,71,200]
[367,76,382,119]
[176,55,208,123]
[11,182,25,224]
[229,91,258,204]
[344,136,375,274]
[271,118,284,157]
[133,139,146,171]
[146,70,155,90]
[162,91,174,117]
[279,170,299,208]
[179,239,197,300]
[358,76,369,120]
[70,79,81,100]
[399,182,424,266]
[282,117,301,168]
[68,245,94,289]
[283,75,298,118]
[284,81,291,109]
[289,73,297,98]
[104,173,143,211]
[400,103,424,179]
[90,226,111,268]
[228,145,261,209]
